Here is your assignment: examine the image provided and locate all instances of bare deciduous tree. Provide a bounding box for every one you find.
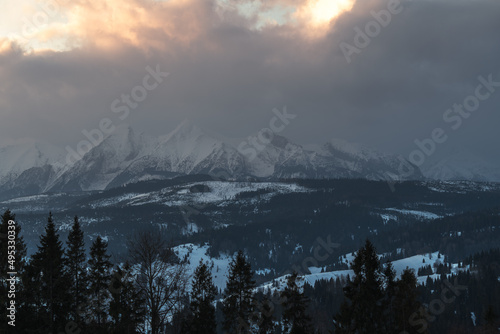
[127,230,188,334]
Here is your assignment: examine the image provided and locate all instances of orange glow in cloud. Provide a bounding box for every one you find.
[288,0,355,37]
[2,0,353,53]
[0,39,12,53]
[63,0,209,51]
[309,0,355,24]
[275,0,355,38]
[2,0,212,53]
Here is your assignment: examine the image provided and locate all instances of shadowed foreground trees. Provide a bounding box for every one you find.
[1,209,499,334]
[30,212,71,332]
[182,260,218,334]
[109,263,146,333]
[88,235,113,332]
[334,239,427,334]
[66,216,88,328]
[222,250,256,334]
[281,272,313,334]
[127,230,188,334]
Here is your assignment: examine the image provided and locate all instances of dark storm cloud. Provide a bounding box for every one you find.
[0,0,499,165]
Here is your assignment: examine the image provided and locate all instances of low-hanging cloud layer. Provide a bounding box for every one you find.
[0,0,499,165]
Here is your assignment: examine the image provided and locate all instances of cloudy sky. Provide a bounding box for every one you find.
[0,0,499,165]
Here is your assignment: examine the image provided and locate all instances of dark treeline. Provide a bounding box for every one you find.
[0,210,314,334]
[1,210,499,333]
[190,205,500,277]
[0,210,146,333]
[13,178,500,257]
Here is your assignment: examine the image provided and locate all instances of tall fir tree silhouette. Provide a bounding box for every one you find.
[88,235,112,332]
[393,268,425,334]
[223,250,255,334]
[281,272,313,334]
[334,239,385,334]
[187,260,218,334]
[65,215,89,327]
[109,263,146,334]
[31,212,71,332]
[382,261,397,333]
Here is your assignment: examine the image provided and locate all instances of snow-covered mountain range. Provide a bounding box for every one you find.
[0,120,428,199]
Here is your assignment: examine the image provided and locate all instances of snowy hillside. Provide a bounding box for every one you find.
[86,181,310,209]
[173,243,232,291]
[171,245,465,293]
[258,252,464,293]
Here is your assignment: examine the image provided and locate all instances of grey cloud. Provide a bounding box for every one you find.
[0,0,499,167]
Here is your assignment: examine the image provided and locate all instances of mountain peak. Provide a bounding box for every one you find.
[0,120,428,196]
[0,139,64,178]
[98,123,152,150]
[326,138,384,160]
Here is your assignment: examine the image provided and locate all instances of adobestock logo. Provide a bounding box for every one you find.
[340,0,411,64]
[12,0,71,43]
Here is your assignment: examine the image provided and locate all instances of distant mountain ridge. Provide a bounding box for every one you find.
[0,121,426,199]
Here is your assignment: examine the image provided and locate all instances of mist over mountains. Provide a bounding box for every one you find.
[0,120,497,201]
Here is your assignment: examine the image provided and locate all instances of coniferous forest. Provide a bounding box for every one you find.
[1,208,499,334]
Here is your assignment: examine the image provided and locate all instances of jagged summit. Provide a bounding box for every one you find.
[0,121,426,198]
[0,140,64,180]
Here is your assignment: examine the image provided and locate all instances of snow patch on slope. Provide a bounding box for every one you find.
[173,243,232,291]
[385,208,442,220]
[89,181,310,208]
[260,252,447,292]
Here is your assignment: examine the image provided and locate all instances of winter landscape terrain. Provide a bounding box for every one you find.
[1,124,500,333]
[2,0,500,332]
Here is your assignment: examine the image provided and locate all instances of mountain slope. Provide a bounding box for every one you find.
[0,121,423,196]
[0,140,65,199]
[49,124,156,191]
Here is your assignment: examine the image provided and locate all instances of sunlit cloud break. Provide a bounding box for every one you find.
[0,0,357,52]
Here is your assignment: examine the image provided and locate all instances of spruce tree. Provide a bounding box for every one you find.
[222,250,256,334]
[394,268,425,334]
[281,272,312,334]
[22,257,45,331]
[88,235,113,332]
[382,262,397,332]
[334,239,385,334]
[66,216,88,327]
[31,212,71,333]
[109,263,146,334]
[187,260,218,334]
